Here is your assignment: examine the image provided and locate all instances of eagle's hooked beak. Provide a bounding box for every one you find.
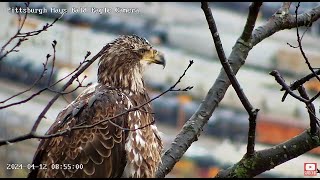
[153,51,166,69]
[141,49,166,69]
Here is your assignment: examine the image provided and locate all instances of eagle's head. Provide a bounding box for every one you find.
[98,35,166,93]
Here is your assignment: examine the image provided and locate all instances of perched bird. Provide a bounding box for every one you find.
[28,35,165,178]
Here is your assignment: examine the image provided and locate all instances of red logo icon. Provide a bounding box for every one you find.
[304,163,317,176]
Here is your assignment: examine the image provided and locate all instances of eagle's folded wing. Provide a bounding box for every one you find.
[28,84,129,178]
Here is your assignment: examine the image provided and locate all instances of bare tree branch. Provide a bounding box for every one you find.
[270,70,320,105]
[288,70,320,90]
[270,70,310,103]
[156,3,320,178]
[51,52,91,86]
[295,3,320,84]
[286,5,320,133]
[280,69,320,101]
[241,2,263,42]
[0,43,58,109]
[47,40,57,86]
[0,41,87,110]
[47,80,91,95]
[201,1,261,156]
[0,55,50,104]
[0,3,63,61]
[0,3,29,60]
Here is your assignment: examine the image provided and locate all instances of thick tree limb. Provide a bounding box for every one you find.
[216,129,320,178]
[156,3,320,178]
[253,5,320,46]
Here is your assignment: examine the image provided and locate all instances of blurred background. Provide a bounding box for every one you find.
[1,2,320,178]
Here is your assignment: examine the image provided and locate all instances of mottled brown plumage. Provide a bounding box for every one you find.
[28,35,165,178]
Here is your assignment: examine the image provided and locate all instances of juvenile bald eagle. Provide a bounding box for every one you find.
[28,35,165,178]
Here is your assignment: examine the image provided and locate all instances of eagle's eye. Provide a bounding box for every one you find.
[138,49,148,54]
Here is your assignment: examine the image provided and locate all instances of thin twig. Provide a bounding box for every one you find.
[47,75,92,95]
[287,42,299,48]
[271,70,320,103]
[18,2,29,32]
[0,88,48,109]
[0,3,63,61]
[0,57,49,104]
[297,19,314,44]
[287,69,320,91]
[281,69,320,101]
[298,86,318,135]
[0,3,28,58]
[47,83,90,95]
[47,40,57,86]
[295,2,320,83]
[270,70,309,103]
[0,46,91,109]
[51,52,91,86]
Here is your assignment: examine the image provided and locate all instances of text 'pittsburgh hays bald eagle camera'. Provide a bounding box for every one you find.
[28,35,166,178]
